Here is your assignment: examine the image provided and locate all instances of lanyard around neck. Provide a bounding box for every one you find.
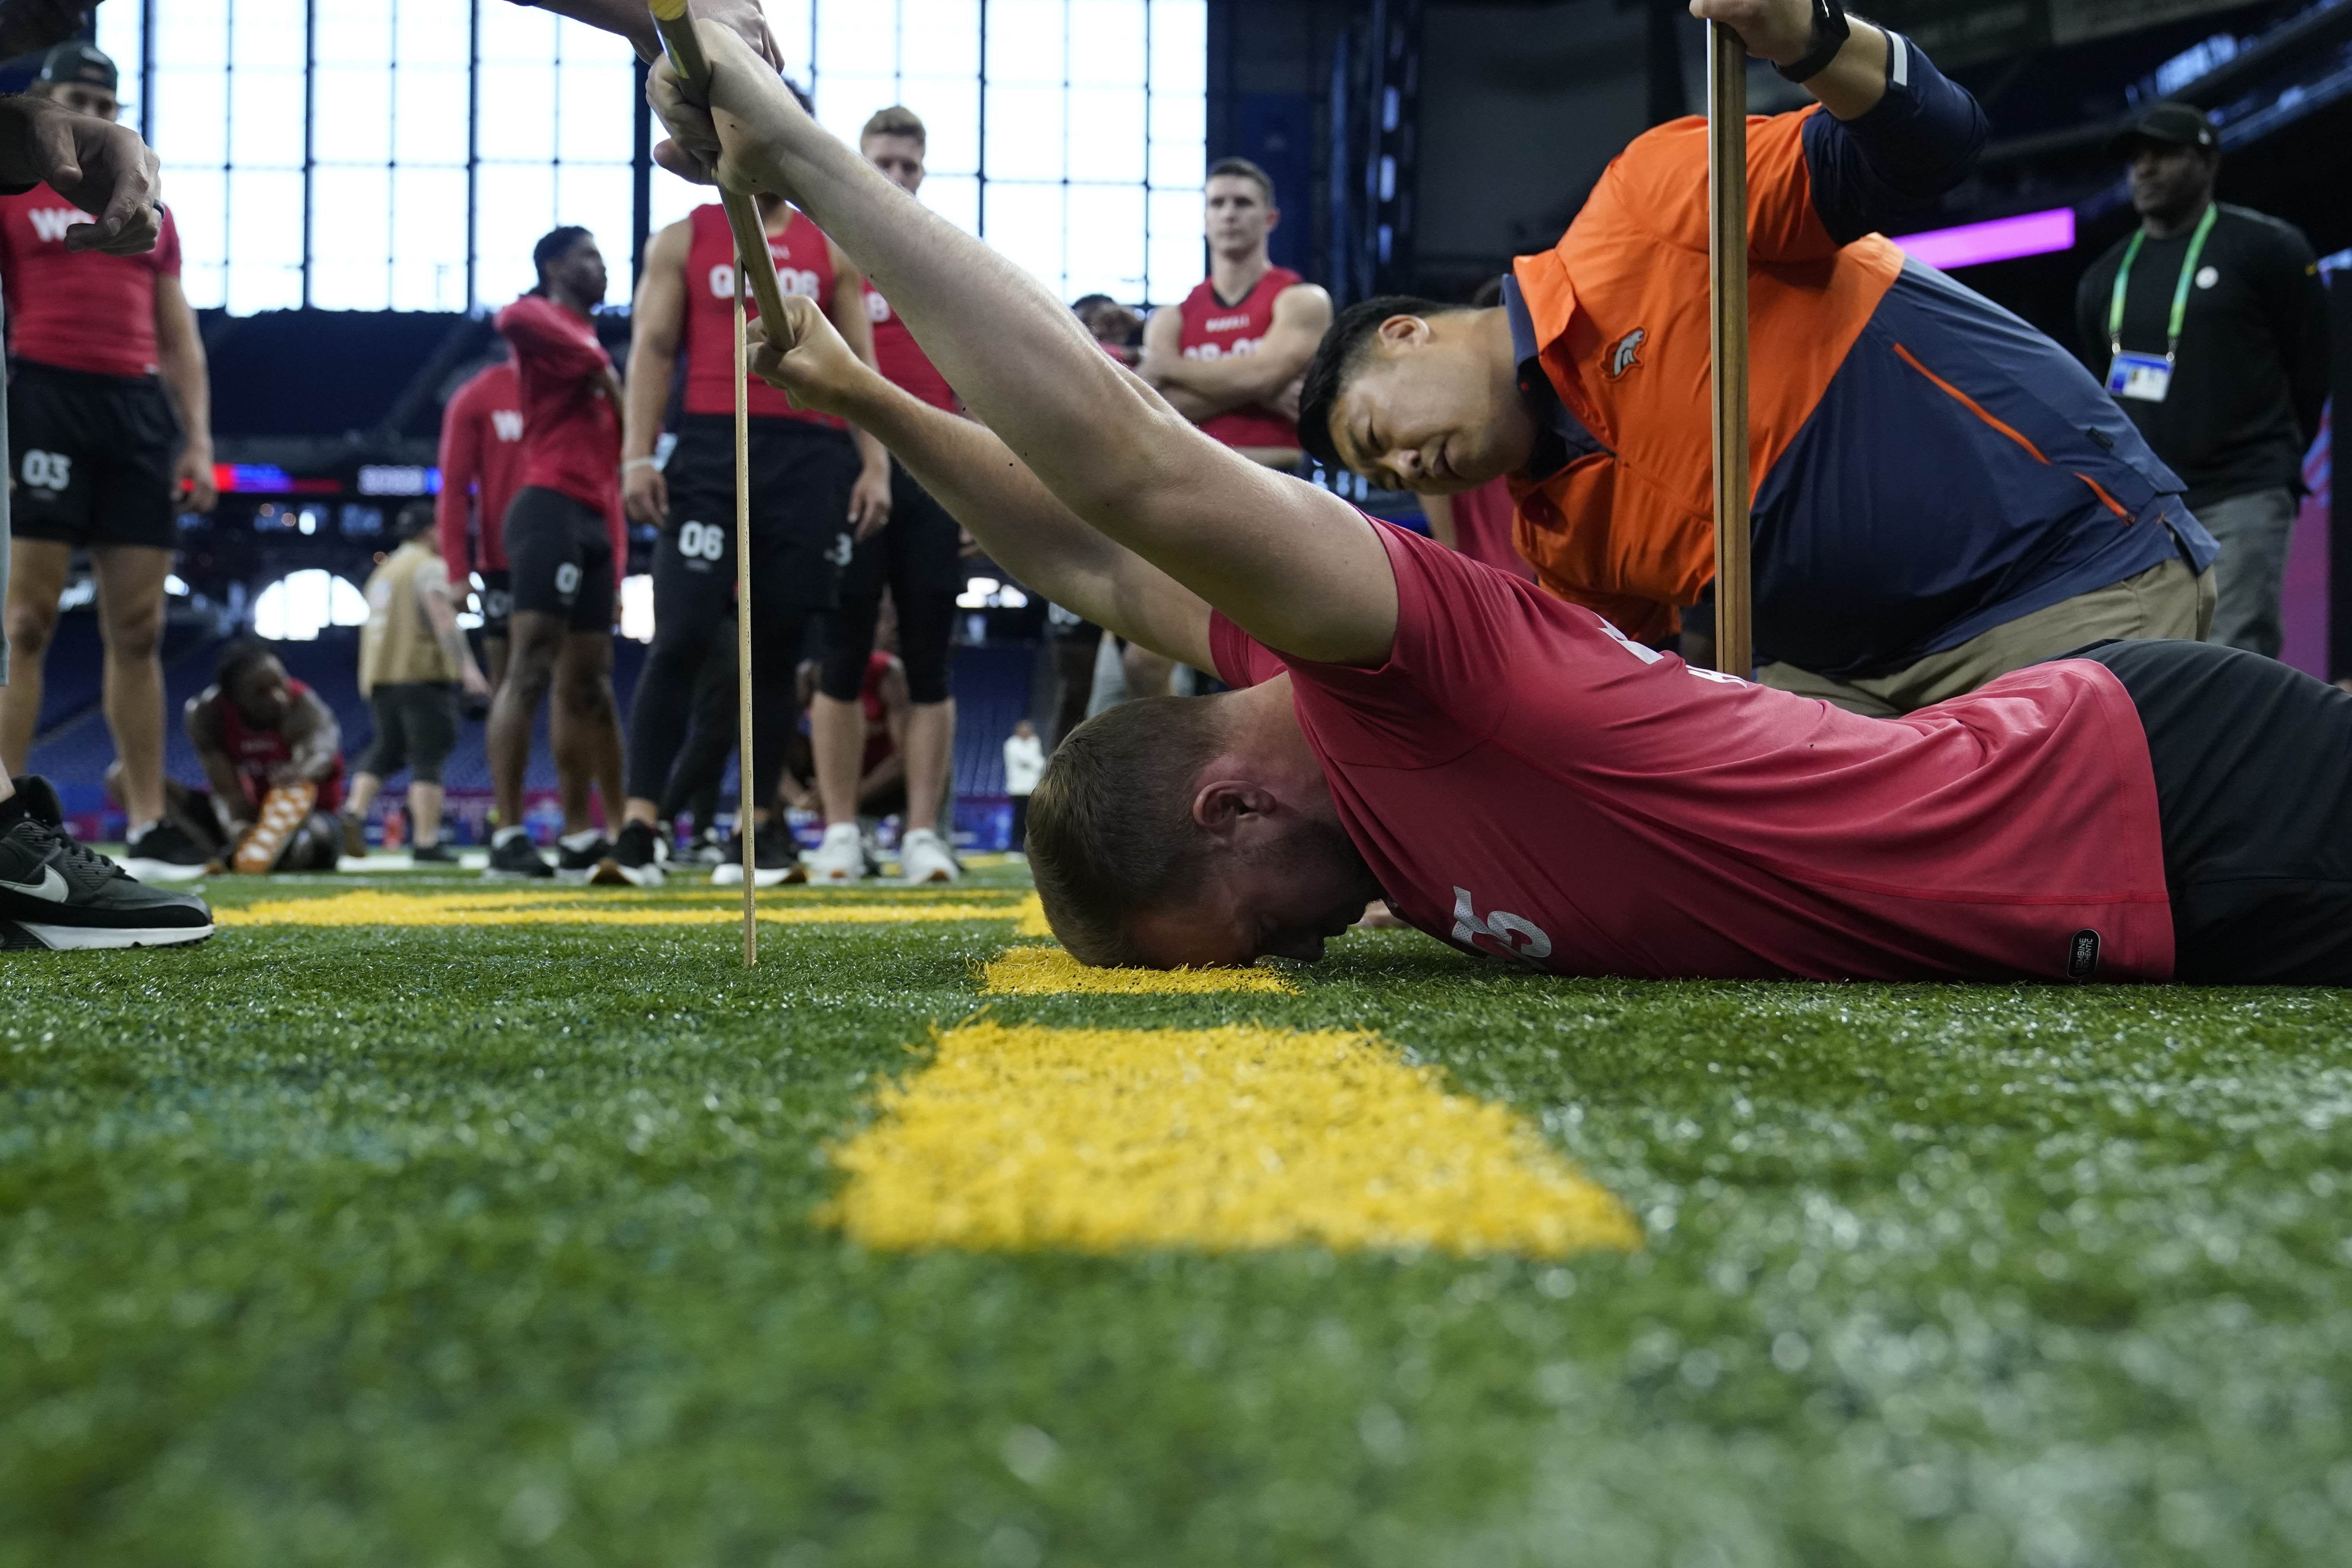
[2108,203,2218,361]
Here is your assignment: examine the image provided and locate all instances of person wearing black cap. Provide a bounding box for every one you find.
[2077,102,2331,661]
[0,41,218,884]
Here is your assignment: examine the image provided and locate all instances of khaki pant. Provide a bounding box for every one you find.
[1760,555,2216,717]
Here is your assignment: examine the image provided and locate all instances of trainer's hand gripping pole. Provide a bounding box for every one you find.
[650,0,767,962]
[1706,20,1753,678]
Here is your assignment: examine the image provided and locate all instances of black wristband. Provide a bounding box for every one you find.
[1773,0,1852,84]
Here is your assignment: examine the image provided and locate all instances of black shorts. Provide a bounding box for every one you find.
[478,568,514,640]
[503,486,616,632]
[8,359,183,551]
[359,681,460,785]
[838,460,964,603]
[821,461,962,703]
[2074,639,2352,984]
[662,414,858,613]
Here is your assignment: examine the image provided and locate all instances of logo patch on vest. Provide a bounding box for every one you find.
[1604,328,1646,380]
[2066,928,2101,982]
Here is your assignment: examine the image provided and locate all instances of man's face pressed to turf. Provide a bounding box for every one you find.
[1329,314,1534,495]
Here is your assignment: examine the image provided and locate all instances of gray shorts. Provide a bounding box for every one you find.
[358,682,459,785]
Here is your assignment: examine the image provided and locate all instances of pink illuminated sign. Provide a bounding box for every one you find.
[1892,208,2077,270]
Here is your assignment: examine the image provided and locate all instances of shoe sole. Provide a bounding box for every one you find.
[119,858,211,884]
[589,857,665,888]
[1,919,215,950]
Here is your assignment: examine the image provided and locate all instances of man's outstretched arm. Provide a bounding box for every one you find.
[654,24,1397,668]
[751,297,1215,672]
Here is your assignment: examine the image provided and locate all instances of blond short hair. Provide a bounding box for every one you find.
[861,106,927,148]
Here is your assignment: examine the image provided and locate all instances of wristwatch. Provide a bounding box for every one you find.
[1774,0,1852,83]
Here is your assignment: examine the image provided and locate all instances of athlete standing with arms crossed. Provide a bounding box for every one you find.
[0,43,217,884]
[1128,157,1330,701]
[805,107,963,886]
[485,227,631,881]
[604,167,891,888]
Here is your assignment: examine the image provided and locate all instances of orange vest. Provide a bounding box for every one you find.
[1507,106,1900,644]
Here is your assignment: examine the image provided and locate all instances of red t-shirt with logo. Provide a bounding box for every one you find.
[682,203,845,428]
[436,360,526,574]
[864,282,956,413]
[215,678,347,814]
[0,187,183,378]
[493,293,620,516]
[1209,521,2174,982]
[1178,265,1303,451]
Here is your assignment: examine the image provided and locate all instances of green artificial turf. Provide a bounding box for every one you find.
[6,865,2352,1566]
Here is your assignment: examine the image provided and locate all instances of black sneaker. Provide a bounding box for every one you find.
[338,813,369,860]
[121,818,212,883]
[410,842,459,865]
[484,833,554,880]
[684,825,726,867]
[590,820,666,887]
[0,782,213,949]
[554,835,612,882]
[709,820,805,888]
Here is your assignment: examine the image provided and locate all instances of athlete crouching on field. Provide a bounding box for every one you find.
[149,639,347,875]
[652,29,2352,986]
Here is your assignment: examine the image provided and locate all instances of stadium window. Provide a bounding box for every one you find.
[107,0,1203,317]
[252,570,370,641]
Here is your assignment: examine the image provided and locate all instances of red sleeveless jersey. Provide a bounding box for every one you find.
[216,678,347,813]
[1178,265,1303,451]
[863,283,956,413]
[682,203,844,428]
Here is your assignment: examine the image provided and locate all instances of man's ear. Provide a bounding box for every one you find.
[1374,313,1431,354]
[1192,777,1279,841]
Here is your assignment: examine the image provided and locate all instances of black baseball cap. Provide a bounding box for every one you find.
[2107,101,2218,158]
[38,42,118,93]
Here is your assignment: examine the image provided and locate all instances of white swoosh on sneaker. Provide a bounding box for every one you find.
[0,864,69,902]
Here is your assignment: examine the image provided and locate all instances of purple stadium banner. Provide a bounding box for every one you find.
[1893,208,2077,270]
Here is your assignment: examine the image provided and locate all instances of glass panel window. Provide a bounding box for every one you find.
[121,0,1203,317]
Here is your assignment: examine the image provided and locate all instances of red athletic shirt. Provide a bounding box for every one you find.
[493,293,620,515]
[1444,477,1535,583]
[1209,522,2174,983]
[1178,265,1303,451]
[0,187,182,378]
[215,679,347,814]
[436,360,525,574]
[681,203,844,428]
[864,282,955,412]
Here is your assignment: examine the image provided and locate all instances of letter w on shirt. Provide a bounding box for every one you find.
[490,410,525,442]
[27,207,92,244]
[1452,887,1554,967]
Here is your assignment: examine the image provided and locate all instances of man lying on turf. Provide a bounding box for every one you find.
[650,29,2352,986]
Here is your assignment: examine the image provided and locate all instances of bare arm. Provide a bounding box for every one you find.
[1693,0,1890,121]
[824,238,895,537]
[752,295,1214,671]
[623,219,690,527]
[274,691,342,787]
[1135,308,1221,422]
[185,697,252,823]
[419,563,492,700]
[1140,284,1333,412]
[152,272,216,513]
[659,27,1396,666]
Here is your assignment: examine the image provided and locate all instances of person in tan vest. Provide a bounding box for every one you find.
[344,502,491,862]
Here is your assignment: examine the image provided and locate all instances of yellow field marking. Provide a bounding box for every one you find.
[216,889,1030,928]
[1012,893,1053,937]
[823,1022,1640,1258]
[980,943,1297,995]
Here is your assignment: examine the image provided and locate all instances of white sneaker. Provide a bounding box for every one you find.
[806,821,864,885]
[898,827,960,884]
